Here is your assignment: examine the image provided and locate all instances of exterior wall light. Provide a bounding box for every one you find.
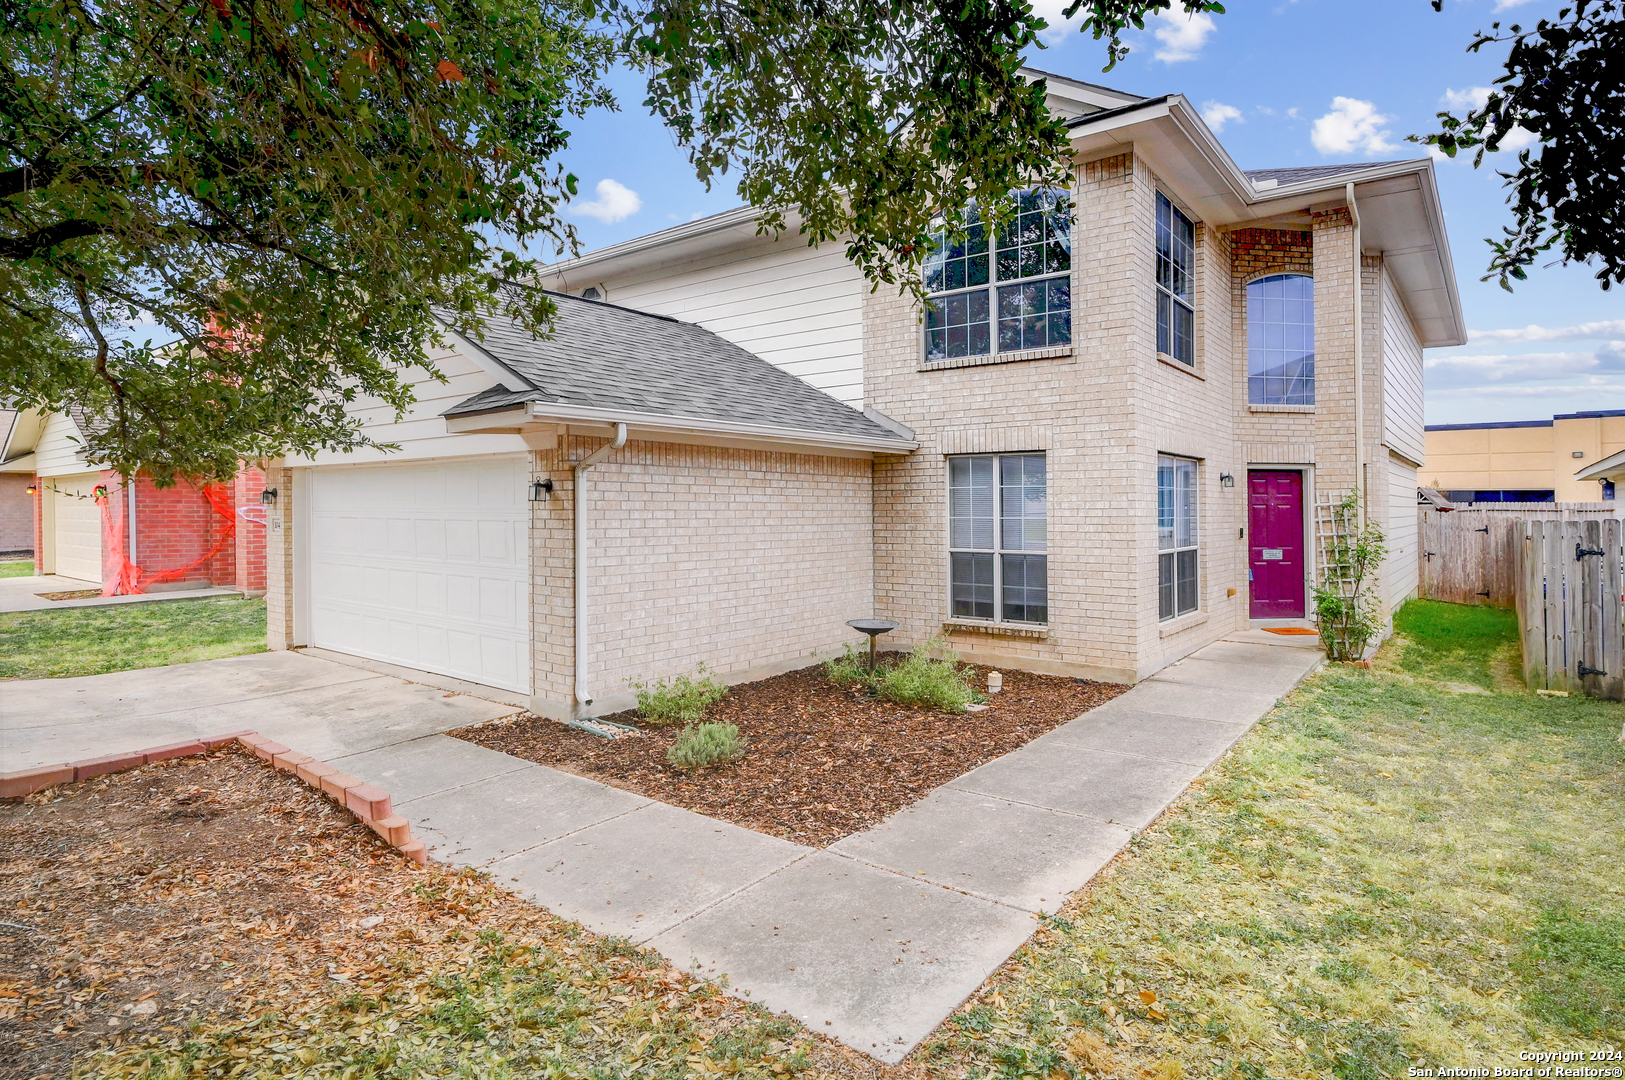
[1219,473,1235,488]
[26,483,38,496]
[530,478,555,502]
[259,487,278,506]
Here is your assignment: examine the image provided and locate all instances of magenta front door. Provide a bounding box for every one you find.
[1248,471,1306,619]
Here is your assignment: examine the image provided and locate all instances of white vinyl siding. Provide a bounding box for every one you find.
[33,412,91,478]
[288,346,531,466]
[305,457,531,693]
[1381,270,1426,466]
[50,472,103,582]
[1387,454,1419,613]
[575,239,867,407]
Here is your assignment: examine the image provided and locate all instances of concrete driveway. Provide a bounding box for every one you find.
[0,650,523,772]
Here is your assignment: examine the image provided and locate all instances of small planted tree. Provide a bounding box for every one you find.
[1314,490,1387,662]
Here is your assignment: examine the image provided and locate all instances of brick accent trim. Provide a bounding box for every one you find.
[2,731,425,865]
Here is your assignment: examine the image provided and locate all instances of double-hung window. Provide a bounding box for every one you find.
[1157,456,1198,620]
[924,190,1072,362]
[1247,274,1315,405]
[1155,192,1196,366]
[949,454,1047,624]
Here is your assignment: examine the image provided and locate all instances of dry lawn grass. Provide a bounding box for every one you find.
[919,601,1625,1078]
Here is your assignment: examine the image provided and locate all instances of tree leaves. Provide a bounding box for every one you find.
[1414,0,1625,291]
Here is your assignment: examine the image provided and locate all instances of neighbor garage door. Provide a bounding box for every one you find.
[306,456,530,693]
[51,472,103,583]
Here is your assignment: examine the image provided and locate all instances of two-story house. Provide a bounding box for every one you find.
[260,71,1463,718]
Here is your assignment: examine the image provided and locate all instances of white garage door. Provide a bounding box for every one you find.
[51,473,103,583]
[307,457,531,693]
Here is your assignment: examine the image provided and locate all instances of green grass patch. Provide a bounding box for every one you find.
[921,606,1625,1075]
[1390,598,1520,688]
[0,597,267,679]
[0,558,34,577]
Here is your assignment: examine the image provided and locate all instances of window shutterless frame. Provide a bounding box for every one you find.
[924,189,1073,362]
[1155,192,1196,366]
[1157,455,1199,620]
[1247,273,1315,405]
[948,453,1048,625]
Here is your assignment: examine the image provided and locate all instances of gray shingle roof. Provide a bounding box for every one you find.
[1245,162,1402,184]
[444,289,910,445]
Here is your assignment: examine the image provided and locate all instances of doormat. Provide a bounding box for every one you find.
[1263,627,1319,635]
[37,589,104,601]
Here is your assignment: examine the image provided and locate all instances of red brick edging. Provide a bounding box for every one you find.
[1,733,426,865]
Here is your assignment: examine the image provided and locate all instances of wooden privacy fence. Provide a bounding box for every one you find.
[1418,503,1618,609]
[1515,517,1625,700]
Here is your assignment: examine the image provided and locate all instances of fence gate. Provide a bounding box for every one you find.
[1515,517,1624,700]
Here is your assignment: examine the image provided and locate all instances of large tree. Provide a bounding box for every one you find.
[1,0,1068,481]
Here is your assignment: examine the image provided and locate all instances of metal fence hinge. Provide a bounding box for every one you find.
[1476,526,1490,534]
[1578,663,1608,678]
[1575,543,1607,561]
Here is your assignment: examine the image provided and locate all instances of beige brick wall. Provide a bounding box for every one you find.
[531,436,875,717]
[263,465,295,650]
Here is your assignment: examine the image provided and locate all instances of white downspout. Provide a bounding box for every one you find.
[1346,181,1365,525]
[573,422,627,711]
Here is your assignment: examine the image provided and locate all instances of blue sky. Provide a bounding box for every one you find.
[551,0,1621,427]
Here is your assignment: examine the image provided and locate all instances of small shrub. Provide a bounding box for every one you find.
[633,667,727,725]
[826,636,979,713]
[666,722,746,769]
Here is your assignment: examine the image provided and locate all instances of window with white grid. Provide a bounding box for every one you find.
[949,454,1047,625]
[924,190,1072,362]
[1156,192,1196,366]
[1157,455,1198,620]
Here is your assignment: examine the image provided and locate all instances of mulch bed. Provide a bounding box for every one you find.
[0,749,428,1080]
[452,662,1128,847]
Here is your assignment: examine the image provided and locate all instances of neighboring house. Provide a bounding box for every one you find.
[1425,409,1625,504]
[2,408,267,593]
[261,69,1464,717]
[0,409,37,555]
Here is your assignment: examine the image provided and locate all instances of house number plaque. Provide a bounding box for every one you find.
[1261,548,1284,561]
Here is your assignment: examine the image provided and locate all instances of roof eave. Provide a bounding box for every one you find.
[522,401,917,454]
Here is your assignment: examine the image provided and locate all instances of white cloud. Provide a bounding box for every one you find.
[1442,85,1493,111]
[569,178,642,224]
[1310,97,1396,155]
[1201,101,1243,133]
[1469,320,1625,344]
[1152,9,1216,63]
[1424,345,1625,391]
[1026,0,1078,42]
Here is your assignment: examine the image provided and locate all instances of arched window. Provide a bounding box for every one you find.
[1247,274,1314,405]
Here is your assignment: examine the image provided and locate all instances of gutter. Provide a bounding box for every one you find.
[522,401,919,454]
[574,421,627,711]
[1347,181,1366,523]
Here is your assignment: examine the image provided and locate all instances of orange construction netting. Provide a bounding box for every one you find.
[96,482,237,596]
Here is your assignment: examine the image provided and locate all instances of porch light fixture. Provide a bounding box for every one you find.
[26,483,37,496]
[530,478,555,502]
[259,487,278,506]
[1219,473,1235,488]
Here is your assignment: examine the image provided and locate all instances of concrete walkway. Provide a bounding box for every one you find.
[2,634,1322,1062]
[0,573,240,613]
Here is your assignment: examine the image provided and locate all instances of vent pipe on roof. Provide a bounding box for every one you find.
[573,422,627,711]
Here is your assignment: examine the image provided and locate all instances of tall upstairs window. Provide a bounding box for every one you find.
[1247,274,1315,405]
[924,190,1072,362]
[1155,192,1195,365]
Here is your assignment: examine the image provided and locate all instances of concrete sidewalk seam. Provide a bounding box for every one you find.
[821,847,1062,915]
[933,784,1139,830]
[626,849,816,944]
[415,793,657,868]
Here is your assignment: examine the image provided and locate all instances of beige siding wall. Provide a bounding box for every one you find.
[286,344,530,467]
[553,238,868,408]
[34,412,90,478]
[1381,270,1426,465]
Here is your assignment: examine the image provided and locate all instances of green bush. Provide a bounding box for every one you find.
[633,667,727,725]
[666,722,746,770]
[825,635,980,713]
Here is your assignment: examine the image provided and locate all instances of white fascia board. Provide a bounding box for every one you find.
[522,401,918,455]
[433,325,533,393]
[0,451,37,474]
[1576,447,1625,481]
[2,407,46,461]
[535,205,770,286]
